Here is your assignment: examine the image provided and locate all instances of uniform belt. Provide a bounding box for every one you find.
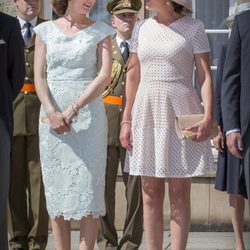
[103,95,122,105]
[21,83,36,93]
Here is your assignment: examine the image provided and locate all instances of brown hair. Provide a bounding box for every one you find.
[171,1,184,13]
[51,0,68,16]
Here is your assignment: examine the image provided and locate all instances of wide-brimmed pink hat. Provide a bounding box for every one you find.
[172,0,192,12]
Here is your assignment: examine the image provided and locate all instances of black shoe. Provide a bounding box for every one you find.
[13,248,27,250]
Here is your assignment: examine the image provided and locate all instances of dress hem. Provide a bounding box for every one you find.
[125,170,214,178]
[49,211,106,221]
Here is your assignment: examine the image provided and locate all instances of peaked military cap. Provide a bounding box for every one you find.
[107,0,142,15]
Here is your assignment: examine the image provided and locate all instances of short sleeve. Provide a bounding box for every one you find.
[192,21,210,54]
[130,20,143,53]
[96,22,115,43]
[33,21,50,43]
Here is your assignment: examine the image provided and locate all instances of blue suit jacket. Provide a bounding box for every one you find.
[222,10,250,141]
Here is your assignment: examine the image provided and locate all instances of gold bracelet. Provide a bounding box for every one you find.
[71,103,80,115]
[120,120,132,126]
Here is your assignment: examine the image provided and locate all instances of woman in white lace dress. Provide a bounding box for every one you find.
[120,0,214,249]
[33,0,113,248]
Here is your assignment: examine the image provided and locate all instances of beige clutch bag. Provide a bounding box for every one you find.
[175,114,217,140]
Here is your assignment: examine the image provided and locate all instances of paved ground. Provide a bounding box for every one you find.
[46,231,250,250]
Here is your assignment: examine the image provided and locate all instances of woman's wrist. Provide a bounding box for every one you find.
[120,120,132,126]
[203,113,213,122]
[46,108,56,117]
[71,102,80,115]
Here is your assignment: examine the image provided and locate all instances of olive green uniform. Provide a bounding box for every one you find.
[97,38,143,250]
[8,17,48,250]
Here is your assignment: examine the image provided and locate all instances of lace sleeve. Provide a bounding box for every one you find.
[192,20,210,54]
[33,21,50,44]
[96,22,115,43]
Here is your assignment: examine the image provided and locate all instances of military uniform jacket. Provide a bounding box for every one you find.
[104,37,127,146]
[13,17,45,136]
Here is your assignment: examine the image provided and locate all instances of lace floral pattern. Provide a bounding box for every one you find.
[34,21,114,220]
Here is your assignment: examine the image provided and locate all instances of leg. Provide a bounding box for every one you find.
[141,176,165,250]
[8,135,30,249]
[79,215,99,250]
[168,178,191,250]
[229,194,245,250]
[0,121,11,250]
[97,146,119,249]
[119,147,143,250]
[27,135,48,250]
[50,216,71,250]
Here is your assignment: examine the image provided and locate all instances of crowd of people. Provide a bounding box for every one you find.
[0,0,249,249]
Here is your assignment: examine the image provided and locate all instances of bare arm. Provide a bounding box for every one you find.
[61,36,112,123]
[65,36,112,111]
[187,52,214,141]
[120,53,140,149]
[34,35,69,133]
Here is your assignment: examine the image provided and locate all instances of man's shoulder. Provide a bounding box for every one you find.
[236,9,250,24]
[37,16,47,25]
[112,36,118,46]
[0,12,18,28]
[111,36,120,53]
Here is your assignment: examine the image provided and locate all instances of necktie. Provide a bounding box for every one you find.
[121,41,129,62]
[24,22,32,47]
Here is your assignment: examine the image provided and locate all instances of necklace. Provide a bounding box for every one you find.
[62,16,94,30]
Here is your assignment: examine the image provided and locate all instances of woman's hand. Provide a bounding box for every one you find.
[62,103,79,127]
[212,126,224,152]
[48,111,70,134]
[186,117,213,142]
[120,122,133,150]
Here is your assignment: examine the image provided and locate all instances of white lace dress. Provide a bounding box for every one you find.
[34,21,114,220]
[125,16,214,178]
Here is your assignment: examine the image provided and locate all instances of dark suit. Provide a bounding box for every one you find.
[215,44,247,198]
[0,12,25,250]
[97,37,143,250]
[8,17,49,250]
[222,10,250,210]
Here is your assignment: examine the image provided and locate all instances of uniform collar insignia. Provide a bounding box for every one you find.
[123,0,132,8]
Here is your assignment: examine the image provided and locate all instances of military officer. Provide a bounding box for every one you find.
[97,0,143,249]
[8,0,48,249]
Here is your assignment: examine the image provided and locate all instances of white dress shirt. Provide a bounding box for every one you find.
[18,16,37,43]
[116,35,131,54]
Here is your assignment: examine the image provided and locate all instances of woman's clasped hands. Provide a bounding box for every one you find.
[47,103,80,134]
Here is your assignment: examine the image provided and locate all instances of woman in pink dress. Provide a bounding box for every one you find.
[120,0,214,249]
